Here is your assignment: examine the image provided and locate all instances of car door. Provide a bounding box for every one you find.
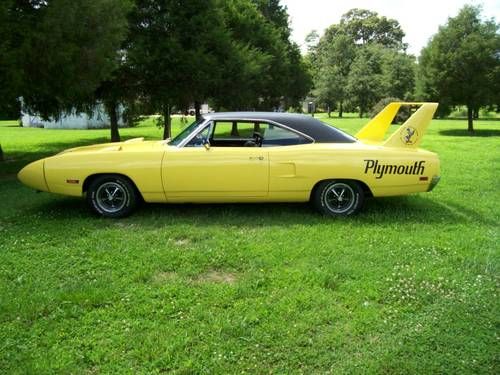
[162,121,269,200]
[262,124,315,198]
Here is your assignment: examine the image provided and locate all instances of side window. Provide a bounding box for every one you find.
[185,123,211,147]
[210,121,261,147]
[212,121,255,140]
[261,124,312,146]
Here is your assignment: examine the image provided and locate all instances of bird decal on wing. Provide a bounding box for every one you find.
[404,127,416,144]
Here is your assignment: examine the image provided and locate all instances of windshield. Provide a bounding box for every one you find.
[169,118,205,146]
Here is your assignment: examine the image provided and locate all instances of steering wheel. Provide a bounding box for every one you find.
[190,134,205,146]
[253,132,263,147]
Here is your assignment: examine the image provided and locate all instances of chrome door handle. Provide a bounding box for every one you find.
[249,156,264,160]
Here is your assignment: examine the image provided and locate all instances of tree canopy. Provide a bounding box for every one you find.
[1,0,131,120]
[418,5,499,131]
[311,9,415,117]
[340,8,406,50]
[1,0,312,141]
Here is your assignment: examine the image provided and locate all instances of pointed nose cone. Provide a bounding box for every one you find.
[18,159,49,192]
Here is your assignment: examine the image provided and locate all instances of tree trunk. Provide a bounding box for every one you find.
[473,106,479,119]
[467,105,474,133]
[338,102,343,118]
[0,144,4,162]
[194,101,201,121]
[106,101,120,142]
[327,104,331,118]
[163,104,171,140]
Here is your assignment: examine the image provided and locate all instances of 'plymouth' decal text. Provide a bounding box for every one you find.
[364,159,425,179]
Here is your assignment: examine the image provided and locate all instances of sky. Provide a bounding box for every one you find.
[281,0,500,56]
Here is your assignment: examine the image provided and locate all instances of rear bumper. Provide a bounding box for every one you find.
[427,175,440,192]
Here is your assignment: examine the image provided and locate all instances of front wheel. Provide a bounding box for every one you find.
[313,180,364,217]
[86,175,138,218]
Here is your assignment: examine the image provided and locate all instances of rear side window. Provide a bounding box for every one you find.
[261,124,311,146]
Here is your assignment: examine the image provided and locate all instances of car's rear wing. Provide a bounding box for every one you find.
[355,102,439,148]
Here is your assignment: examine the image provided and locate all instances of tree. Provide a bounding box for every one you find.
[249,0,312,110]
[244,0,311,109]
[312,9,410,117]
[211,0,310,111]
[0,0,15,160]
[381,49,416,99]
[283,44,312,110]
[418,5,499,132]
[1,0,131,141]
[0,0,20,120]
[314,26,356,117]
[128,0,246,138]
[340,8,406,50]
[346,45,385,117]
[203,0,276,111]
[304,30,320,52]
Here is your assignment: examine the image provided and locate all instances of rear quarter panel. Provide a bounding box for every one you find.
[268,143,440,199]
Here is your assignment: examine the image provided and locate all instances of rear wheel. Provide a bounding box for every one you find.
[313,180,364,217]
[86,175,137,218]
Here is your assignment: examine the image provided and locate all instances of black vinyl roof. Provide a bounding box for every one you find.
[203,112,356,143]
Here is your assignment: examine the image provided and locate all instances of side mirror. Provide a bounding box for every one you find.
[203,139,210,150]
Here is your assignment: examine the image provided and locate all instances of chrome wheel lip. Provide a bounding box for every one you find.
[324,182,356,214]
[95,182,127,214]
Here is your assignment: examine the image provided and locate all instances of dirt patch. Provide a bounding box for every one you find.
[168,236,192,246]
[152,271,178,284]
[195,270,237,284]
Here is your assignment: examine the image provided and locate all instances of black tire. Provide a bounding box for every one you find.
[313,180,364,217]
[86,175,137,218]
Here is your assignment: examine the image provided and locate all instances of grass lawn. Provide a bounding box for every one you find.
[0,114,498,373]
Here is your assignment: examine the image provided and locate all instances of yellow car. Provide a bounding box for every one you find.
[18,102,440,218]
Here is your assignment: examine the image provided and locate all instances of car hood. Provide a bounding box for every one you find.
[57,138,165,155]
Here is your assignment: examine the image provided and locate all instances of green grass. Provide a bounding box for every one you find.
[0,115,498,373]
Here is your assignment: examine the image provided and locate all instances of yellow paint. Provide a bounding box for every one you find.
[355,102,438,148]
[355,102,401,141]
[384,103,439,148]
[17,159,48,192]
[18,102,441,204]
[162,146,268,199]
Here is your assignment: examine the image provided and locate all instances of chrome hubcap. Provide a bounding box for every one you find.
[95,182,127,213]
[324,183,355,213]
